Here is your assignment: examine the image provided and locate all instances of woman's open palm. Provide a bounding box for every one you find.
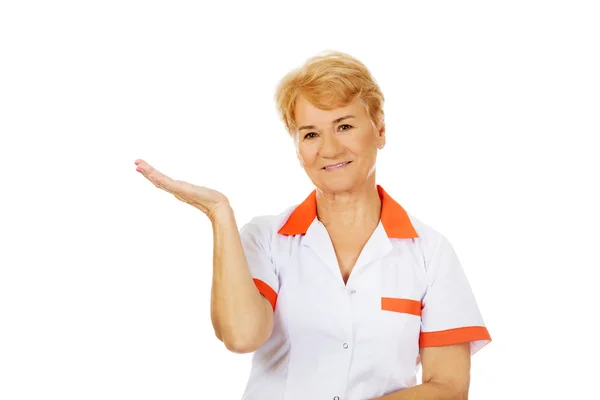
[134,159,229,218]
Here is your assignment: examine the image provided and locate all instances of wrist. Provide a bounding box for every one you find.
[208,200,233,223]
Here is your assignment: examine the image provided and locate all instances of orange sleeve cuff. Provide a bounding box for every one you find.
[420,326,491,347]
[253,278,278,311]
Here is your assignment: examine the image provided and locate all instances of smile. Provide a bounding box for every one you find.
[323,161,351,171]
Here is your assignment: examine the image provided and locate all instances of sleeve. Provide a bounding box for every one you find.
[239,218,279,311]
[420,234,492,355]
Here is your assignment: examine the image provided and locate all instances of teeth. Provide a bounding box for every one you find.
[326,162,348,169]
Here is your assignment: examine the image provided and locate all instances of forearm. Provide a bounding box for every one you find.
[372,381,465,400]
[209,203,272,352]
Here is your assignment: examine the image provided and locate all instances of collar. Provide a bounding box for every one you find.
[278,185,418,238]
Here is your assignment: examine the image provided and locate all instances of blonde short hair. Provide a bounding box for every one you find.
[274,50,385,136]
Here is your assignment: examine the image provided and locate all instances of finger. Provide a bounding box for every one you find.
[149,172,179,194]
[135,159,156,175]
[135,161,179,194]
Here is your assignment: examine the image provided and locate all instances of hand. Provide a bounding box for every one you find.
[134,159,230,220]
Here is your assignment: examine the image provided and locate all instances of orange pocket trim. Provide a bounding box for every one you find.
[420,326,491,347]
[253,278,277,311]
[381,297,422,316]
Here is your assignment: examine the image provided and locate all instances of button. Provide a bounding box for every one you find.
[343,343,349,349]
[334,397,340,400]
[349,289,356,294]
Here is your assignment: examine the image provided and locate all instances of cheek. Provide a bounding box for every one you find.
[349,136,377,159]
[353,146,379,171]
[298,146,317,166]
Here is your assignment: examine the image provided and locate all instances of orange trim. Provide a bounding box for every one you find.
[420,326,491,347]
[252,278,277,311]
[381,297,422,316]
[278,185,419,239]
[377,185,419,239]
[277,190,317,236]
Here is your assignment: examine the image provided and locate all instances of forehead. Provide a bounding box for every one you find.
[294,95,368,126]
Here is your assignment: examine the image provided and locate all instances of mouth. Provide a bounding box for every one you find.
[322,161,352,171]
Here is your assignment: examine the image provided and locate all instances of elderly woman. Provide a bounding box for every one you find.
[134,51,491,400]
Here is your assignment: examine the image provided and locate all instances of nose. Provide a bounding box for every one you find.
[318,131,344,158]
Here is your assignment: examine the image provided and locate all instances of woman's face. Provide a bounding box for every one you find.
[294,95,385,194]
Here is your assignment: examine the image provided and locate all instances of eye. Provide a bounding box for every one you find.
[338,124,353,132]
[304,132,318,139]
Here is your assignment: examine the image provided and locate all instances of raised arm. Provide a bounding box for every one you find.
[134,159,273,353]
[209,204,274,353]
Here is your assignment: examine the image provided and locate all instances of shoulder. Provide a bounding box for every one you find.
[239,204,299,239]
[403,212,451,270]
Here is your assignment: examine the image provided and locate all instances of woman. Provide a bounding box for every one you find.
[134,51,491,400]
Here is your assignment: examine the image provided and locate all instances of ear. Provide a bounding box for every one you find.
[377,120,386,149]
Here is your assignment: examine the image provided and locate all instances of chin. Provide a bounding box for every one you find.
[319,177,359,193]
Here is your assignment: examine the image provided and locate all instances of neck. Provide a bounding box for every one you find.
[315,181,382,231]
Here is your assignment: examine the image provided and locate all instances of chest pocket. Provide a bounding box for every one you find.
[381,297,422,316]
[376,261,423,347]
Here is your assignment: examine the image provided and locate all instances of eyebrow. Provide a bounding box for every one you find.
[298,115,356,131]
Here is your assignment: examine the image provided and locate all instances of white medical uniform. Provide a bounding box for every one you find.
[239,185,491,400]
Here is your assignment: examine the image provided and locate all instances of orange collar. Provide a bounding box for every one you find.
[278,185,418,238]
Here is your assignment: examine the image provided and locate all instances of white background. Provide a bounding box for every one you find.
[1,0,598,398]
